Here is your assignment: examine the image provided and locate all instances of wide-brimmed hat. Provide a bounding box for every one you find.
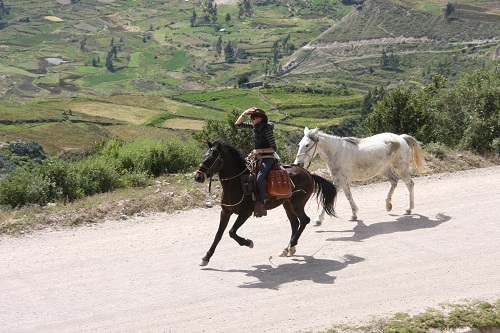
[250,108,268,122]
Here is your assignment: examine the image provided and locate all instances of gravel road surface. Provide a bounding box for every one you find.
[1,166,499,333]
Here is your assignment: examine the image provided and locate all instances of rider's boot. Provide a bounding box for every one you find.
[254,201,267,217]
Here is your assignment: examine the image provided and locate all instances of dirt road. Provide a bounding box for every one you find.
[1,166,499,333]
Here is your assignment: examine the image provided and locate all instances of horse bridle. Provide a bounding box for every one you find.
[197,147,249,194]
[295,135,319,169]
[197,148,223,179]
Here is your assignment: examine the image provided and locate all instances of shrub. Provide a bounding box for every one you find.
[424,142,447,159]
[164,141,199,173]
[39,158,82,202]
[74,157,120,196]
[0,168,51,208]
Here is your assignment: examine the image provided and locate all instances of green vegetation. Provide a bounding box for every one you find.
[320,299,500,333]
[0,138,199,208]
[366,69,500,154]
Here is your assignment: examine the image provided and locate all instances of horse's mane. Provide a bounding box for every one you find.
[311,129,359,146]
[213,139,247,167]
[343,137,360,145]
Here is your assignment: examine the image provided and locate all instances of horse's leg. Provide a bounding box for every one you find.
[401,175,415,214]
[283,202,310,257]
[200,210,232,266]
[343,183,358,221]
[393,165,415,214]
[384,169,400,212]
[228,211,254,248]
[315,208,326,226]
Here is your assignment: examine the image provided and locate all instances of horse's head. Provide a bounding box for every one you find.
[294,127,320,168]
[194,141,224,183]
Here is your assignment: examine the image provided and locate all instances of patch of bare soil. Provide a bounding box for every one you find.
[74,23,98,32]
[181,81,205,90]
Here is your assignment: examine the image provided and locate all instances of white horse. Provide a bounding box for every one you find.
[294,127,426,224]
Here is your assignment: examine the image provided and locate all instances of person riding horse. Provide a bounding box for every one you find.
[235,107,279,217]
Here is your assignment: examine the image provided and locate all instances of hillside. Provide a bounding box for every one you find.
[285,0,500,91]
[0,0,499,155]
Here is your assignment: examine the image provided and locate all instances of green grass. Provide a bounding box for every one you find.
[82,73,132,87]
[161,51,188,70]
[321,300,500,333]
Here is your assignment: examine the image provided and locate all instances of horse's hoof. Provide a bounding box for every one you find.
[287,246,296,256]
[279,249,288,257]
[386,203,393,212]
[314,220,322,227]
[199,259,209,266]
[350,216,357,221]
[248,240,254,248]
[405,209,412,215]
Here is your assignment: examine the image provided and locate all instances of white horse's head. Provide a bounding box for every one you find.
[294,127,320,168]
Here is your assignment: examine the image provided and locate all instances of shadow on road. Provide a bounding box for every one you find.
[203,254,364,290]
[318,213,451,242]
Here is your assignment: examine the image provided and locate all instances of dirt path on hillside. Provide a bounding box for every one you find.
[1,166,499,333]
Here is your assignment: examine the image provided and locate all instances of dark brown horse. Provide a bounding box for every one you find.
[194,140,337,266]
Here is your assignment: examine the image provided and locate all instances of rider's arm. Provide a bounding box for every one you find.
[235,107,258,125]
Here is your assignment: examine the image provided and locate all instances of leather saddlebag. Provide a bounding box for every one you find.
[240,173,254,195]
[267,165,292,197]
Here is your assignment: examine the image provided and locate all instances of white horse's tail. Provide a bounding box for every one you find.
[401,134,426,174]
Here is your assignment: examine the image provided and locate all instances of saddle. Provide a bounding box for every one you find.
[241,160,294,201]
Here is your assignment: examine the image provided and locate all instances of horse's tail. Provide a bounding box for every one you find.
[311,174,337,217]
[401,134,426,174]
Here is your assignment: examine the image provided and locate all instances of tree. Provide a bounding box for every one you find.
[202,0,217,25]
[237,3,244,19]
[0,0,7,21]
[215,36,222,58]
[380,49,400,70]
[443,2,456,21]
[237,73,249,87]
[195,110,254,154]
[243,0,253,17]
[80,37,87,52]
[272,40,279,62]
[237,0,252,19]
[105,54,115,72]
[190,10,197,27]
[224,41,235,63]
[225,13,231,24]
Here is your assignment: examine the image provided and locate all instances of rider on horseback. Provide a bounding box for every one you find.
[235,107,279,217]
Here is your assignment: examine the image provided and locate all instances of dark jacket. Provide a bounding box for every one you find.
[237,121,278,152]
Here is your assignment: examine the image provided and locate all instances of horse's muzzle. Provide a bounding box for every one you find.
[194,170,206,183]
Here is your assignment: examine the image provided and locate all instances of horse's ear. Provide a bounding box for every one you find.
[304,127,309,134]
[207,140,212,148]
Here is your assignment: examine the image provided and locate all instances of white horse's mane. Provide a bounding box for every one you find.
[309,128,359,146]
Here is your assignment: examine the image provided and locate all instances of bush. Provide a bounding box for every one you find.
[39,159,82,202]
[424,142,447,159]
[74,157,120,196]
[0,168,51,208]
[105,138,200,176]
[366,69,500,154]
[164,141,199,173]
